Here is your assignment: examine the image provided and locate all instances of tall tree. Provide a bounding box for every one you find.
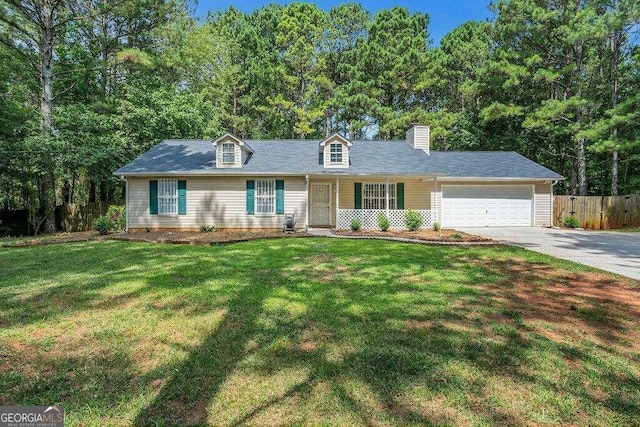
[0,0,72,232]
[323,3,369,136]
[358,7,430,139]
[271,3,327,138]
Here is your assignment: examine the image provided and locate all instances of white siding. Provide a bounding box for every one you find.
[534,182,553,226]
[241,148,250,166]
[405,125,430,154]
[323,136,349,168]
[128,176,307,230]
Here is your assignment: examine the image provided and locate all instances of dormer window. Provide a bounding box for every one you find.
[222,143,235,164]
[320,134,351,169]
[330,143,343,164]
[213,133,254,169]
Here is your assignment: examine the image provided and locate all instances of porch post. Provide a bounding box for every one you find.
[335,178,340,229]
[385,179,390,215]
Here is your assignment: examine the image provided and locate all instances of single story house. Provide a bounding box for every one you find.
[114,125,564,231]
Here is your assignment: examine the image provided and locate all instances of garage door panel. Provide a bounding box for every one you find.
[442,185,532,227]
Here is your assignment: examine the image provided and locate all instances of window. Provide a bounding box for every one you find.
[329,143,343,163]
[362,183,396,210]
[159,179,178,215]
[222,143,235,164]
[255,179,275,215]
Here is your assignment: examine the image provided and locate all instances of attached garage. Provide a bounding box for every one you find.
[441,184,533,227]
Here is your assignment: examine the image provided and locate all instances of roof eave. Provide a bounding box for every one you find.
[438,176,565,181]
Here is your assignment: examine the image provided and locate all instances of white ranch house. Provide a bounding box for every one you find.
[114,125,564,231]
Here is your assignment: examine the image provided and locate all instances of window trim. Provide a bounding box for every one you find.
[221,143,236,164]
[255,179,276,216]
[362,182,397,210]
[158,179,179,216]
[329,143,343,164]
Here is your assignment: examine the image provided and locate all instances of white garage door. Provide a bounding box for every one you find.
[442,185,533,227]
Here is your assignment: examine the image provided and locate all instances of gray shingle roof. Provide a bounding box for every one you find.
[114,139,564,179]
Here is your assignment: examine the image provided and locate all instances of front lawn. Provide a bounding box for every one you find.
[1,239,639,426]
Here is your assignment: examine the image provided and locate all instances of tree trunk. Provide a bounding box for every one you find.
[611,149,619,196]
[100,181,108,202]
[62,179,70,204]
[610,29,621,196]
[573,22,587,196]
[71,172,76,204]
[89,180,96,203]
[570,159,577,196]
[577,138,587,195]
[101,12,109,97]
[40,0,57,233]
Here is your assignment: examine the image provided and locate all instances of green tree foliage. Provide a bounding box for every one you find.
[1,1,639,233]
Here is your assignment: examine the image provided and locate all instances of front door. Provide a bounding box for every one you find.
[311,183,332,226]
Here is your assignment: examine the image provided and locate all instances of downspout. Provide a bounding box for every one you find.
[434,176,438,225]
[119,175,128,232]
[305,175,309,230]
[336,178,340,229]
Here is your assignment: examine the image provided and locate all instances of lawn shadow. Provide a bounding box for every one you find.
[133,282,273,425]
[3,239,640,425]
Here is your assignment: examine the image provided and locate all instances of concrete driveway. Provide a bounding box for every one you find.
[457,227,640,280]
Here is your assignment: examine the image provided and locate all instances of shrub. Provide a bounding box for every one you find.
[432,222,441,232]
[563,216,580,228]
[350,218,362,231]
[199,225,216,233]
[377,213,390,231]
[106,205,126,231]
[450,232,463,239]
[94,217,112,235]
[404,209,423,231]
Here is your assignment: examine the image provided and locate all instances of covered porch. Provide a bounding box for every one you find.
[307,176,435,230]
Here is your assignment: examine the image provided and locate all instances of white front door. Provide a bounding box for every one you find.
[311,183,332,226]
[442,185,533,227]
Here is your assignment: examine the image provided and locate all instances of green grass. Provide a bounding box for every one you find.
[1,238,639,426]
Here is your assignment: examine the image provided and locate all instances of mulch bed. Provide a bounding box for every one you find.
[332,229,491,242]
[2,228,491,247]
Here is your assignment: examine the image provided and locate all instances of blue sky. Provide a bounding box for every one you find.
[194,1,494,45]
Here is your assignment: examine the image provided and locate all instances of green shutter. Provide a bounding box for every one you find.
[246,180,255,215]
[149,180,158,215]
[178,180,187,215]
[354,183,362,210]
[396,183,404,209]
[276,179,285,214]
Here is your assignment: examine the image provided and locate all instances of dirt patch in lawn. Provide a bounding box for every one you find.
[471,257,640,349]
[1,229,309,247]
[106,229,309,245]
[333,229,490,242]
[0,231,100,247]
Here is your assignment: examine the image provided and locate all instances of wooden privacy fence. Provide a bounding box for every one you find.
[553,195,640,229]
[56,201,123,232]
